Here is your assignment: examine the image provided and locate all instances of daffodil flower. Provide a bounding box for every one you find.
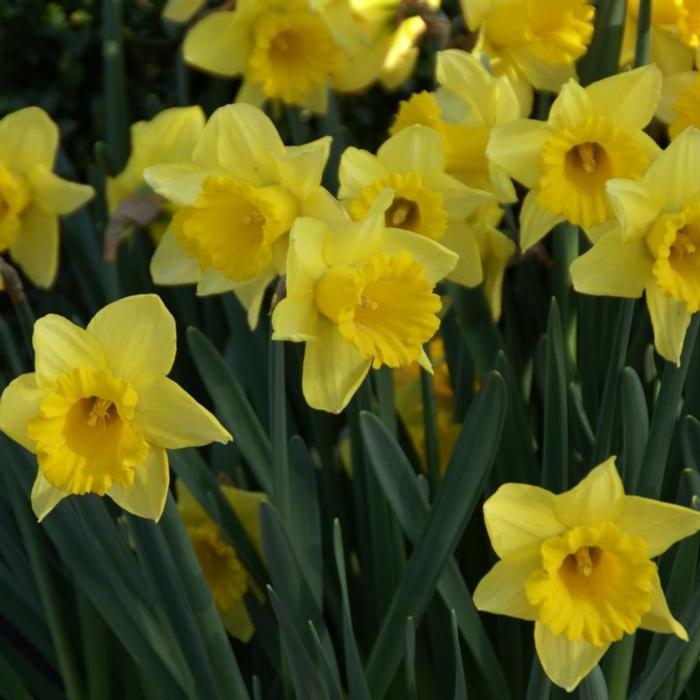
[0,295,231,522]
[0,107,93,288]
[571,127,700,364]
[177,481,266,642]
[658,70,700,140]
[144,104,332,328]
[488,65,662,250]
[339,125,493,289]
[391,49,523,202]
[272,192,457,413]
[183,0,341,113]
[474,458,700,691]
[461,0,595,112]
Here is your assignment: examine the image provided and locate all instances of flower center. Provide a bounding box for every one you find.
[27,368,148,496]
[539,115,649,228]
[0,166,30,251]
[525,522,656,647]
[172,175,297,282]
[670,74,700,140]
[314,251,441,369]
[350,173,447,240]
[248,9,341,105]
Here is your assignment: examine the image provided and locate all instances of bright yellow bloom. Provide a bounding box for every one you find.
[390,50,524,202]
[183,0,341,113]
[0,295,231,522]
[162,0,205,23]
[473,458,700,691]
[462,0,595,111]
[177,481,265,642]
[658,70,700,139]
[571,127,700,364]
[339,125,494,289]
[0,107,93,288]
[272,192,457,413]
[488,66,662,250]
[144,104,332,328]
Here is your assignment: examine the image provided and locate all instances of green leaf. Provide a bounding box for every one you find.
[451,610,467,700]
[526,657,551,700]
[577,0,627,83]
[620,368,649,491]
[578,667,608,700]
[405,617,418,700]
[308,621,344,700]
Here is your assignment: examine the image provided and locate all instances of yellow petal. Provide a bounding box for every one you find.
[0,107,58,175]
[231,275,275,330]
[381,227,458,285]
[288,216,330,285]
[33,315,105,389]
[235,79,267,109]
[151,228,202,285]
[87,294,176,383]
[554,457,624,528]
[472,552,539,621]
[163,0,205,23]
[616,494,700,557]
[272,297,319,342]
[175,479,207,525]
[28,167,94,215]
[640,573,688,640]
[520,190,564,251]
[197,268,238,295]
[653,28,694,74]
[277,137,332,198]
[548,79,592,131]
[606,179,660,242]
[658,72,697,124]
[31,471,69,522]
[646,283,692,365]
[423,173,495,220]
[487,120,550,190]
[0,373,44,451]
[483,483,562,559]
[509,47,574,94]
[222,485,266,552]
[325,201,388,268]
[302,318,371,414]
[535,622,609,692]
[436,49,495,124]
[570,228,652,299]
[143,162,208,207]
[438,223,483,287]
[133,375,231,448]
[221,599,255,642]
[460,0,490,28]
[585,65,662,130]
[108,447,169,521]
[184,11,250,77]
[9,206,59,288]
[382,16,426,89]
[338,147,388,199]
[377,124,445,174]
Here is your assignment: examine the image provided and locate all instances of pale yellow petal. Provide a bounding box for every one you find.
[510,46,574,93]
[28,167,94,215]
[658,72,697,124]
[616,494,700,557]
[196,268,238,295]
[133,376,231,448]
[436,49,494,124]
[221,599,255,642]
[163,0,205,23]
[278,137,332,198]
[606,179,660,242]
[338,147,387,200]
[108,447,169,521]
[31,472,69,522]
[175,480,208,525]
[0,107,58,174]
[377,124,445,174]
[382,227,458,285]
[548,79,592,131]
[640,573,688,640]
[482,229,516,321]
[382,17,425,90]
[183,12,250,77]
[520,190,564,251]
[646,283,692,365]
[653,27,694,75]
[486,120,550,190]
[87,294,176,382]
[235,79,267,109]
[535,623,609,692]
[287,217,329,288]
[151,228,201,285]
[9,206,59,288]
[222,486,266,551]
[272,297,319,342]
[570,228,652,299]
[483,483,562,559]
[422,173,495,220]
[143,162,208,207]
[460,0,490,29]
[325,198,389,267]
[0,373,44,452]
[231,275,275,329]
[439,223,483,287]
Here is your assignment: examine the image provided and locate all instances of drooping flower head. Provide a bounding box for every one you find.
[571,127,700,364]
[272,193,457,413]
[339,125,494,289]
[177,481,265,642]
[144,104,332,327]
[488,65,662,250]
[0,295,231,522]
[474,458,700,691]
[183,0,342,112]
[390,49,524,202]
[0,107,93,288]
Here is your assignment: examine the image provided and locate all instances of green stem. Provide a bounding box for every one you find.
[552,223,578,369]
[270,340,291,526]
[634,0,652,68]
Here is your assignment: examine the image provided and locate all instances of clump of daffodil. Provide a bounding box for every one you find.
[571,127,700,364]
[107,106,205,244]
[474,457,700,691]
[390,49,523,202]
[324,0,440,92]
[488,65,662,250]
[461,0,595,111]
[272,192,457,413]
[658,70,700,139]
[0,294,231,522]
[144,103,331,328]
[339,124,494,289]
[183,0,342,113]
[0,107,93,288]
[177,481,265,642]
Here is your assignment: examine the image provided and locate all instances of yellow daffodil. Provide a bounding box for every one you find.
[0,294,231,522]
[461,0,595,111]
[324,0,440,92]
[658,70,700,139]
[183,0,341,113]
[0,107,93,288]
[571,127,700,364]
[488,65,662,250]
[271,192,457,413]
[144,104,332,327]
[474,458,700,691]
[107,106,205,244]
[339,124,494,289]
[390,49,523,202]
[162,0,205,24]
[177,481,265,642]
